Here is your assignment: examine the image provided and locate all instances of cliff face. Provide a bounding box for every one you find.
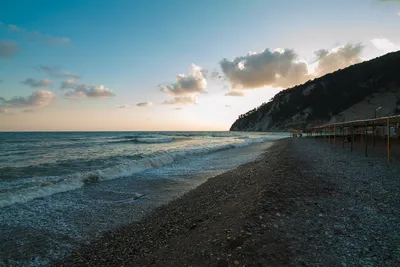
[230,51,400,131]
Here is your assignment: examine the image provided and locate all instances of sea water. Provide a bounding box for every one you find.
[0,131,286,266]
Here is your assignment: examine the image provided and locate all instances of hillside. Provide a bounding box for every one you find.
[230,51,400,131]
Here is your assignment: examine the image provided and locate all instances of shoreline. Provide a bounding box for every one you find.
[58,138,400,266]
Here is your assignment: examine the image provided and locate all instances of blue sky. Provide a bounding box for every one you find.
[0,0,399,131]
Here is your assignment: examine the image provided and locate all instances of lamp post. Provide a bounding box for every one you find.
[373,106,381,148]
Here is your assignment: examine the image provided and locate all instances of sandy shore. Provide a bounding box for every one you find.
[57,138,400,266]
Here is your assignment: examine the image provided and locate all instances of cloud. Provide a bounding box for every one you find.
[61,80,115,99]
[371,38,399,53]
[22,78,52,88]
[159,64,207,96]
[38,65,80,79]
[1,22,70,45]
[0,108,7,114]
[0,90,55,109]
[8,24,21,32]
[163,96,197,105]
[45,37,70,45]
[220,48,310,89]
[225,90,245,97]
[219,44,364,90]
[0,40,19,58]
[377,0,400,3]
[118,104,131,109]
[136,102,153,107]
[314,43,363,76]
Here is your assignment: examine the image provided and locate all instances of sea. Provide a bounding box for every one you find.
[0,131,287,266]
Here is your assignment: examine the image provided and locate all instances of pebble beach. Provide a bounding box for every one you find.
[58,138,400,266]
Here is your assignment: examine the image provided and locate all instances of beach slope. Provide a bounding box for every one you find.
[60,138,400,266]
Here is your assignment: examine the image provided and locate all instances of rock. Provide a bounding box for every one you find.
[333,225,344,235]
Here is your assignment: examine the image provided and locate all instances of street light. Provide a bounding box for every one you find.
[373,106,381,148]
[375,106,381,119]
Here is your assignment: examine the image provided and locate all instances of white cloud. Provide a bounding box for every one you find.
[225,90,245,97]
[0,90,55,109]
[22,78,52,88]
[0,41,19,58]
[61,80,115,99]
[219,43,364,90]
[371,38,399,53]
[39,65,80,79]
[163,96,197,105]
[136,102,153,107]
[313,43,363,76]
[160,64,207,96]
[220,48,310,89]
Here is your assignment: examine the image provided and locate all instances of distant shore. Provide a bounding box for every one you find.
[58,138,400,266]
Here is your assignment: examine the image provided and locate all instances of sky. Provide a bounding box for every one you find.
[0,0,399,131]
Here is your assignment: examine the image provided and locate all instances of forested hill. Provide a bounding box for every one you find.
[230,51,400,131]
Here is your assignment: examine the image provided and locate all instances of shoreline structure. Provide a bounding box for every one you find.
[59,138,400,266]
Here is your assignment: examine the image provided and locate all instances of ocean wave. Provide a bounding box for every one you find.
[0,136,273,208]
[110,137,176,144]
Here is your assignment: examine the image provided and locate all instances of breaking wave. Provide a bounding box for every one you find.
[0,136,273,208]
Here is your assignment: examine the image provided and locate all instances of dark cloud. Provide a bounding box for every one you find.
[159,64,207,96]
[118,104,130,109]
[136,102,153,107]
[1,90,55,109]
[163,96,197,105]
[61,80,115,99]
[220,49,310,89]
[22,78,52,88]
[39,65,80,79]
[225,90,245,97]
[0,40,19,58]
[314,44,363,76]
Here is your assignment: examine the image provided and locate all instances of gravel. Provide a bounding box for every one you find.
[57,138,400,267]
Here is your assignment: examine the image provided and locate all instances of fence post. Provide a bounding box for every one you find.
[387,118,391,165]
[334,126,336,145]
[365,122,368,157]
[351,125,354,152]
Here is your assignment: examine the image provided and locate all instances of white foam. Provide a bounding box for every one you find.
[0,135,283,207]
